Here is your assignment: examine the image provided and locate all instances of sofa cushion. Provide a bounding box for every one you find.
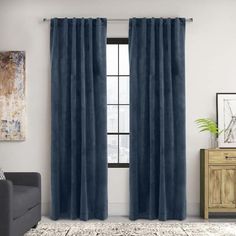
[13,185,40,220]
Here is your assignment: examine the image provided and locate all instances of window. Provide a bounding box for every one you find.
[107,38,129,168]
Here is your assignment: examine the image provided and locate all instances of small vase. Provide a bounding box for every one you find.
[210,135,218,149]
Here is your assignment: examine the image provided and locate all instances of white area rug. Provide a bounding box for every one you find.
[25,222,236,236]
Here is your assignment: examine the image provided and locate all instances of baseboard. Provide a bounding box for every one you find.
[108,202,200,217]
[42,202,50,216]
[42,202,200,217]
[187,202,200,217]
[42,202,129,217]
[109,202,129,216]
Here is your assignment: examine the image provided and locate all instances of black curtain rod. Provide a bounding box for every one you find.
[42,17,193,22]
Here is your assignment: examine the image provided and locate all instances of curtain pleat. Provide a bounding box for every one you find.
[51,18,107,220]
[129,18,186,220]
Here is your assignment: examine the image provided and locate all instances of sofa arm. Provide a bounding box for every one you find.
[4,172,41,188]
[0,180,13,236]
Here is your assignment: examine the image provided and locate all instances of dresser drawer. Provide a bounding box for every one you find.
[209,151,236,164]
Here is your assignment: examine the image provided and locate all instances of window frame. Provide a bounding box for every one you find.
[107,38,129,168]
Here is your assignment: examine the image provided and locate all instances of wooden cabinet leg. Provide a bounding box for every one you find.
[204,209,208,219]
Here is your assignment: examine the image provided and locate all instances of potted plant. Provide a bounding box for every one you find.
[195,118,223,149]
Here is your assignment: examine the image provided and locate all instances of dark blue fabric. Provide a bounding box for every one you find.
[129,18,186,221]
[50,18,108,220]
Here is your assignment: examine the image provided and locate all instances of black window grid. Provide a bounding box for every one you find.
[107,38,129,168]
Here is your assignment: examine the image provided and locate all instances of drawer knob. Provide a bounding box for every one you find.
[225,156,236,159]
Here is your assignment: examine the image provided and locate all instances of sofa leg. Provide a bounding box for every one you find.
[32,223,38,229]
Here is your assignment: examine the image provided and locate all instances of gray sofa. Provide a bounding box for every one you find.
[0,172,41,236]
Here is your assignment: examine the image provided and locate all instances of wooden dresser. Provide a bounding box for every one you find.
[200,149,236,219]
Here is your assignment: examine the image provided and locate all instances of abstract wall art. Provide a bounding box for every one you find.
[217,93,236,148]
[0,51,26,141]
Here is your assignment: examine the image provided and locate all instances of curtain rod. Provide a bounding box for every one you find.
[42,17,193,22]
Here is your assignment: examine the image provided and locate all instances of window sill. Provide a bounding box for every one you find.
[108,163,129,168]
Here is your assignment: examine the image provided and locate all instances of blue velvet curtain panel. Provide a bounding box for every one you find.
[50,18,108,220]
[129,18,186,220]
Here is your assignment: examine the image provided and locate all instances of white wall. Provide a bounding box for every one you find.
[0,0,236,217]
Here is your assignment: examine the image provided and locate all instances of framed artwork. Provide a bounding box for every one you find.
[0,51,26,141]
[217,93,236,148]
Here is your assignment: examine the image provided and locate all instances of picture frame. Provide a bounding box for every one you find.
[0,51,26,141]
[217,93,236,148]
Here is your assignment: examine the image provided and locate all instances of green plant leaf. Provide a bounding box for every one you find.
[195,118,223,136]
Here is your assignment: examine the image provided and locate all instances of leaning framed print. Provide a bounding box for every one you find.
[0,51,26,141]
[217,93,236,148]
